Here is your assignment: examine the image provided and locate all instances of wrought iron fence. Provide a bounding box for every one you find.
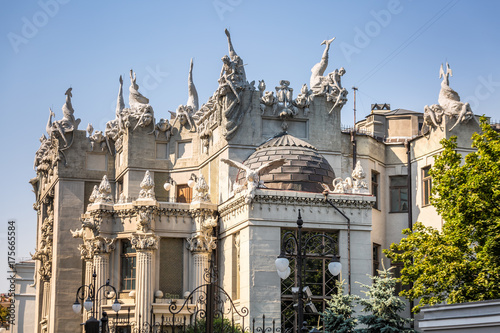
[107,313,284,333]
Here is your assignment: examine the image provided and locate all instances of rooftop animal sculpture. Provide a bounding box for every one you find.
[221,158,286,203]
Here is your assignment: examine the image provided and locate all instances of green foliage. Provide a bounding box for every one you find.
[356,268,415,333]
[385,117,500,311]
[185,317,243,333]
[0,305,9,324]
[323,280,358,333]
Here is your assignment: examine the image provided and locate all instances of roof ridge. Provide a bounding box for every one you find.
[257,134,317,151]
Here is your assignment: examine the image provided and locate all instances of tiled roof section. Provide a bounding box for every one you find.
[257,133,317,151]
[237,135,335,193]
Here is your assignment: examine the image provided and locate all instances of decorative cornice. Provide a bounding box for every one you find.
[253,193,374,209]
[219,191,374,218]
[218,195,246,218]
[80,207,114,236]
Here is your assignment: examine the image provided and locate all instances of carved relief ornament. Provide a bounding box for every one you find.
[192,175,211,203]
[130,233,159,251]
[138,170,156,200]
[31,201,55,281]
[93,175,113,204]
[187,211,218,253]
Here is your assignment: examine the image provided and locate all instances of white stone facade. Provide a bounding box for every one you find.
[29,31,487,332]
[12,260,36,333]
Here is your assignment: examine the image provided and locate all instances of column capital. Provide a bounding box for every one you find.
[78,236,115,260]
[93,236,116,255]
[78,242,93,260]
[130,233,159,251]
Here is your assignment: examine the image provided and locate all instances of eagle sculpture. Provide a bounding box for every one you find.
[221,158,286,203]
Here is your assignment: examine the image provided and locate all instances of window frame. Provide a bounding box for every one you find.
[159,237,184,298]
[373,243,381,276]
[371,170,380,210]
[389,175,409,213]
[176,184,193,203]
[176,140,192,160]
[422,166,432,207]
[280,229,339,333]
[120,239,136,291]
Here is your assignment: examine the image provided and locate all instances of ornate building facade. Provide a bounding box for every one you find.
[30,30,482,332]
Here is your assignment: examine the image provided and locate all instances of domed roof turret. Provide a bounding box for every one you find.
[236,133,335,192]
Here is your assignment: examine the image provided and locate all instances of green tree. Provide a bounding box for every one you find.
[386,117,500,311]
[356,268,415,333]
[322,279,357,333]
[0,305,10,323]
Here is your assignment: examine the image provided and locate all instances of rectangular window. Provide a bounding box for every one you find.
[390,176,408,212]
[176,184,192,203]
[116,179,123,202]
[87,153,107,171]
[422,166,432,207]
[154,172,170,202]
[121,240,136,291]
[391,261,408,295]
[371,171,379,210]
[156,142,169,160]
[159,238,184,298]
[373,243,380,276]
[177,141,192,159]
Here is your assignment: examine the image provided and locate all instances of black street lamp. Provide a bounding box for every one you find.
[276,210,342,333]
[72,270,121,333]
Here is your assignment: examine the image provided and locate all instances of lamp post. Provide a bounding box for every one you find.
[72,270,121,333]
[276,210,341,333]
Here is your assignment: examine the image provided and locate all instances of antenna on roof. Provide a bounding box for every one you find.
[352,87,358,129]
[352,86,358,168]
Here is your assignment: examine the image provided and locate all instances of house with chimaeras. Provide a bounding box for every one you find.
[29,29,484,332]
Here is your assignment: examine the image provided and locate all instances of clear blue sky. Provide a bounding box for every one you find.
[1,0,499,292]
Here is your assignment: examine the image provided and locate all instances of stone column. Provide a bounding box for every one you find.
[78,241,95,322]
[93,253,109,316]
[187,210,218,303]
[130,233,159,327]
[191,251,210,302]
[83,259,94,321]
[41,280,51,333]
[91,236,115,318]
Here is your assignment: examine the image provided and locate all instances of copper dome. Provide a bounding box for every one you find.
[236,133,335,192]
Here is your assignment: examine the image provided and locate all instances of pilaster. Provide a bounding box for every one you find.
[130,233,159,326]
